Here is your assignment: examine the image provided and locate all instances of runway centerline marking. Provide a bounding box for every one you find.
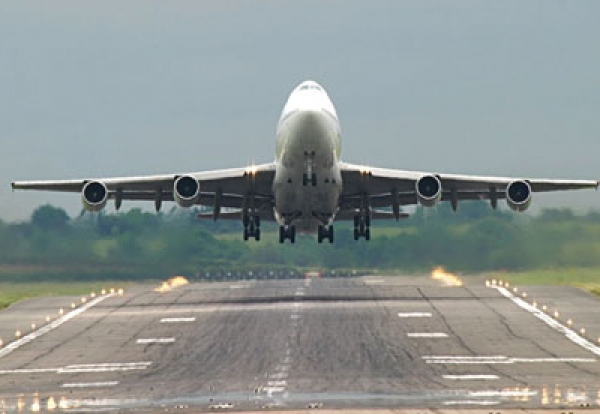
[443,374,499,380]
[491,285,600,357]
[160,317,196,323]
[0,293,114,360]
[137,338,175,344]
[62,381,119,388]
[407,332,448,338]
[398,312,432,318]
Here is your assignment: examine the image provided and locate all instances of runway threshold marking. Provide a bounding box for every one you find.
[160,317,196,323]
[0,293,114,360]
[62,381,119,388]
[443,374,499,380]
[407,332,448,338]
[491,285,600,357]
[398,312,432,318]
[136,338,175,344]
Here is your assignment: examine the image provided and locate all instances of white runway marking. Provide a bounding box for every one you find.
[0,362,152,375]
[160,317,196,323]
[62,381,119,388]
[444,400,500,406]
[407,332,448,338]
[492,285,600,357]
[263,386,286,395]
[424,355,595,364]
[443,374,499,380]
[229,284,251,289]
[398,312,432,318]
[60,362,152,373]
[0,368,58,375]
[137,338,175,344]
[469,389,537,397]
[364,279,384,284]
[0,293,114,360]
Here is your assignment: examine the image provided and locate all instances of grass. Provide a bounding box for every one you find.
[0,281,134,311]
[1,267,599,311]
[485,267,600,296]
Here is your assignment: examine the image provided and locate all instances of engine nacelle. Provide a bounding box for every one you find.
[82,181,108,212]
[506,180,532,212]
[173,175,200,208]
[416,175,442,207]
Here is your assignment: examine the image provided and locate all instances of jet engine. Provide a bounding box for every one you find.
[173,175,200,208]
[416,175,442,207]
[82,181,108,212]
[506,180,532,212]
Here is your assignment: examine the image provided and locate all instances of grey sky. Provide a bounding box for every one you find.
[1,0,598,221]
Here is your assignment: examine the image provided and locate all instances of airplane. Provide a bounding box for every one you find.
[12,80,598,244]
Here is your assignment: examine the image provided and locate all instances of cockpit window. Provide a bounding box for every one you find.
[300,84,322,91]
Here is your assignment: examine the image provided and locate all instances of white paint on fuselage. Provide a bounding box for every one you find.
[273,81,343,232]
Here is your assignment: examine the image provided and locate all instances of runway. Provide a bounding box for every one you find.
[1,275,600,412]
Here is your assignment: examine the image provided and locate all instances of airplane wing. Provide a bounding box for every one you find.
[11,163,277,218]
[339,162,598,218]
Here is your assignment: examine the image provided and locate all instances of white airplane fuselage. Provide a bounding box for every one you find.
[273,81,342,232]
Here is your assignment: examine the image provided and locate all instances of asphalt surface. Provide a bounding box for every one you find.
[1,275,600,413]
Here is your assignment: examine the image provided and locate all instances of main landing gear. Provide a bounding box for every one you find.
[279,225,296,244]
[317,225,334,243]
[353,214,371,241]
[243,215,261,241]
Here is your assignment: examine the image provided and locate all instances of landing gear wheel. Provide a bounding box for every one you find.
[279,226,285,244]
[243,214,261,242]
[303,173,317,187]
[353,214,371,241]
[279,225,296,244]
[318,225,334,244]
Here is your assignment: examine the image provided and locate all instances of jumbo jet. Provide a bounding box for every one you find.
[12,80,598,243]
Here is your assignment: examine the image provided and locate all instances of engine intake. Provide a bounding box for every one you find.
[82,181,108,212]
[174,175,200,208]
[506,180,532,212]
[416,175,442,207]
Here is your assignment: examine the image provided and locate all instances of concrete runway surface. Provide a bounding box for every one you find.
[1,275,600,413]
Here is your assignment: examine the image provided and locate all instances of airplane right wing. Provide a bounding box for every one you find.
[338,162,598,219]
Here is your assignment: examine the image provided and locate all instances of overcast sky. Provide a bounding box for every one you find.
[1,1,598,221]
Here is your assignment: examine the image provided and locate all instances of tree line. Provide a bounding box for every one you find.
[1,202,599,281]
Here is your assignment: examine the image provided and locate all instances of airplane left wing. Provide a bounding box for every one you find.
[339,162,598,217]
[11,163,277,217]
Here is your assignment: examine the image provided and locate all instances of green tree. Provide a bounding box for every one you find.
[31,205,69,230]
